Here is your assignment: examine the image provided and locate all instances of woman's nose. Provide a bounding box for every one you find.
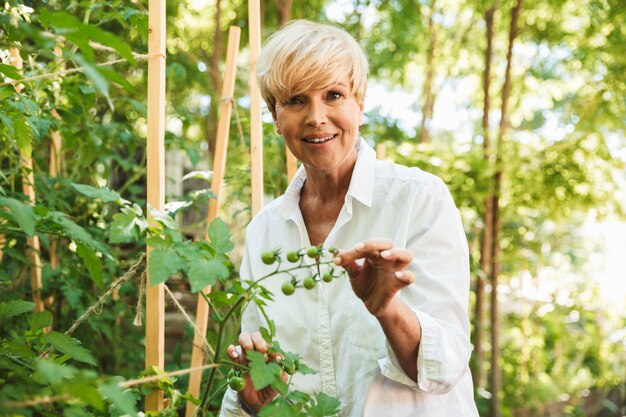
[304,100,326,126]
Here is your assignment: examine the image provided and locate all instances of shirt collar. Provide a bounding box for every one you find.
[277,138,376,220]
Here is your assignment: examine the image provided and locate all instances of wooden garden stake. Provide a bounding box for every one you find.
[9,47,45,314]
[286,148,298,184]
[376,142,387,160]
[249,0,264,216]
[48,46,63,296]
[145,0,166,411]
[185,26,241,417]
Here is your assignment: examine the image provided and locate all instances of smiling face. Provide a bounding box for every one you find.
[274,78,364,177]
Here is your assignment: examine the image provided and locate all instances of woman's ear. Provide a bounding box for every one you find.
[271,113,281,134]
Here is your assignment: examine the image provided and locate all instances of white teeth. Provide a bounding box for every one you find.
[303,135,334,143]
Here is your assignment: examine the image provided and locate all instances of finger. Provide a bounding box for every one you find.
[380,248,414,267]
[251,331,269,353]
[226,344,243,362]
[394,269,416,286]
[238,332,254,351]
[336,238,394,263]
[333,259,362,277]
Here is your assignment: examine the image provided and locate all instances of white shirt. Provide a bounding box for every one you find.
[220,139,478,417]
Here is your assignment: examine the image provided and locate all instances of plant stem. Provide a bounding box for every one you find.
[198,293,248,411]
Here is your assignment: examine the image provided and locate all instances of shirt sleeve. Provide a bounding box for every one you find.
[378,175,473,394]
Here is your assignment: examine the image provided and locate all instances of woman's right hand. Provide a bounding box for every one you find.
[226,331,286,413]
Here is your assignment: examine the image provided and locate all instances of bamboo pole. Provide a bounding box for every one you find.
[376,143,387,160]
[249,0,264,216]
[145,0,166,411]
[185,26,241,417]
[9,47,45,314]
[48,46,63,306]
[286,148,297,183]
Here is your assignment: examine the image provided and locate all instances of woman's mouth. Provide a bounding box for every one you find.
[301,134,336,144]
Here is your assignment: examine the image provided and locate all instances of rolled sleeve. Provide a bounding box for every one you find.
[378,309,471,394]
[218,387,250,417]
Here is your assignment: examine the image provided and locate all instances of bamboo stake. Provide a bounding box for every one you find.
[185,26,241,417]
[145,0,166,411]
[48,46,63,307]
[9,47,45,314]
[249,0,264,216]
[286,148,297,183]
[376,143,387,160]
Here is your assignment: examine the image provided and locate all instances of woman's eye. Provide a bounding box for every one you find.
[327,91,343,100]
[287,96,303,105]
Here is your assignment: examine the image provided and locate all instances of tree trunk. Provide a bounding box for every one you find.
[419,0,437,143]
[206,0,222,159]
[473,5,495,391]
[276,0,292,26]
[490,1,523,416]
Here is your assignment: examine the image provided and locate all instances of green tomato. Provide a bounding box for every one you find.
[302,276,316,290]
[286,251,300,263]
[327,246,337,255]
[282,360,296,375]
[322,272,333,283]
[261,251,276,265]
[306,246,320,258]
[281,281,296,295]
[229,376,246,392]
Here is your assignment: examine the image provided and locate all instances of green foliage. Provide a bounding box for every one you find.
[1,0,625,416]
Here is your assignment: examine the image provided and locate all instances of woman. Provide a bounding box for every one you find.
[221,20,478,417]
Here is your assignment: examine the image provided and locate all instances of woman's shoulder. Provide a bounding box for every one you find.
[375,158,445,189]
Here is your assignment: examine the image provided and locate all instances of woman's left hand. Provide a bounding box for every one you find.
[334,238,415,317]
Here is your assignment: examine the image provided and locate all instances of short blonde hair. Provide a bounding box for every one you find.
[256,20,368,116]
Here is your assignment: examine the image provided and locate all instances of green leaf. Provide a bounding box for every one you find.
[208,218,234,255]
[0,197,36,236]
[247,350,283,391]
[308,392,341,417]
[34,358,76,385]
[149,207,178,230]
[295,360,317,375]
[63,406,93,417]
[148,249,185,285]
[99,380,138,415]
[0,85,13,99]
[28,310,53,330]
[12,113,35,156]
[187,259,229,293]
[0,63,23,80]
[71,183,124,204]
[45,331,97,366]
[76,242,103,287]
[39,9,82,29]
[259,401,297,417]
[69,382,105,411]
[74,55,113,110]
[0,299,35,320]
[110,207,146,244]
[82,25,135,65]
[46,211,109,256]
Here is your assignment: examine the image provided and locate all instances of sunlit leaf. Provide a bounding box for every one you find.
[187,259,229,293]
[148,249,185,285]
[0,299,36,320]
[71,183,125,204]
[45,331,96,366]
[76,242,103,288]
[208,217,234,255]
[0,196,36,236]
